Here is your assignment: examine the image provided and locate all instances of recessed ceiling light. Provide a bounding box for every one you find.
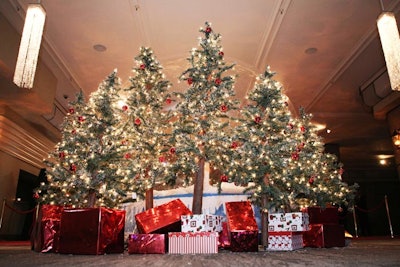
[305,47,318,54]
[93,44,107,52]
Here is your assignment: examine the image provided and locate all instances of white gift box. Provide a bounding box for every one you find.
[181,214,224,232]
[268,212,309,232]
[268,231,304,251]
[168,232,219,254]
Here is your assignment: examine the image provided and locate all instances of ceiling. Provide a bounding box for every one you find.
[1,0,400,179]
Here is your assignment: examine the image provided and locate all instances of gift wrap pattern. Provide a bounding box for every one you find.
[181,214,224,232]
[268,212,309,232]
[268,232,304,251]
[168,232,219,254]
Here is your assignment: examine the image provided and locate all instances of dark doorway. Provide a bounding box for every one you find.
[14,169,46,240]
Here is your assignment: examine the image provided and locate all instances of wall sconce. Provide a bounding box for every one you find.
[392,128,400,149]
[377,1,400,91]
[13,3,46,89]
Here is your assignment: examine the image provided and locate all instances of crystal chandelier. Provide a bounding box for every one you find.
[377,2,400,91]
[13,3,46,89]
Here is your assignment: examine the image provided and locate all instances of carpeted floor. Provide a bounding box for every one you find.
[0,238,399,267]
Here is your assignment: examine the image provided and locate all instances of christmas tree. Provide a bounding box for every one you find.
[119,47,173,207]
[37,71,129,208]
[36,90,88,206]
[168,22,239,213]
[228,66,302,211]
[291,107,358,209]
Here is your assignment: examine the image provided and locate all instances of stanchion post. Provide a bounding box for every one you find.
[352,205,359,238]
[0,198,6,231]
[384,195,394,238]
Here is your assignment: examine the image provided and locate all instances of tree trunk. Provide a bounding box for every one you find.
[145,188,154,210]
[261,193,268,250]
[192,157,205,214]
[87,189,96,208]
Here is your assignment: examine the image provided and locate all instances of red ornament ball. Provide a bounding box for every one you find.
[218,51,224,57]
[68,108,75,114]
[159,156,166,163]
[140,64,146,70]
[59,152,65,159]
[255,116,261,124]
[122,105,128,111]
[300,126,306,132]
[220,104,228,112]
[288,123,294,129]
[220,175,228,182]
[33,192,39,199]
[78,116,85,123]
[165,98,172,105]
[206,26,212,33]
[291,152,299,160]
[71,129,76,134]
[308,177,315,185]
[169,147,176,154]
[215,78,222,85]
[124,153,132,159]
[134,118,141,126]
[70,164,77,172]
[187,78,193,85]
[231,141,238,149]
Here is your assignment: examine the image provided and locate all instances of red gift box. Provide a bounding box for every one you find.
[30,205,65,253]
[218,221,230,248]
[58,207,125,255]
[168,232,219,254]
[303,224,345,248]
[128,234,165,254]
[304,206,339,224]
[230,230,259,252]
[225,201,258,231]
[135,199,192,234]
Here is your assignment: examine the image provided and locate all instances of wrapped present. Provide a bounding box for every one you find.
[304,206,339,224]
[128,234,165,254]
[218,221,230,249]
[135,199,192,234]
[230,230,259,252]
[168,232,219,254]
[303,224,345,248]
[181,214,224,232]
[268,231,304,251]
[225,201,258,231]
[268,212,309,232]
[58,207,125,255]
[30,204,66,253]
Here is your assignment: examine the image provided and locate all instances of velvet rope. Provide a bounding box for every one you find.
[355,198,386,213]
[4,202,37,214]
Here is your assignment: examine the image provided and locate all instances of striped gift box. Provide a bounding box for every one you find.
[267,231,304,251]
[168,232,219,254]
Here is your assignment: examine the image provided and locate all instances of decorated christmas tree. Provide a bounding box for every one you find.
[37,71,129,208]
[291,107,358,209]
[119,47,173,207]
[228,66,302,211]
[167,22,240,213]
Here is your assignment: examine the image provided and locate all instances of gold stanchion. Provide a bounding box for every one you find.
[352,205,358,238]
[384,195,394,238]
[0,198,6,231]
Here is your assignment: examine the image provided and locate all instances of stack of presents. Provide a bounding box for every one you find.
[30,199,345,254]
